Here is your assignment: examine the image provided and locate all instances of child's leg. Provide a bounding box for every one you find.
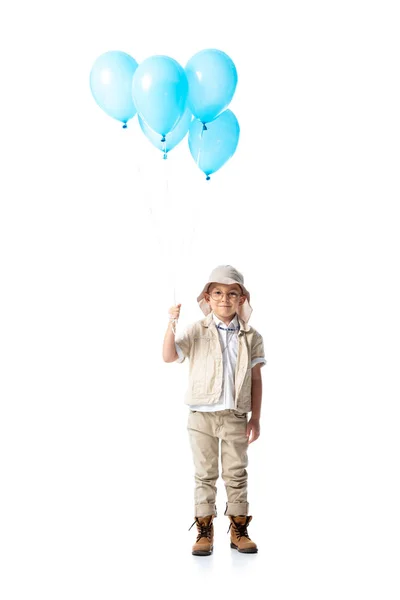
[187,411,219,517]
[220,410,249,516]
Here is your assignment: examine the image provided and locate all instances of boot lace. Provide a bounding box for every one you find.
[227,516,252,540]
[189,518,213,542]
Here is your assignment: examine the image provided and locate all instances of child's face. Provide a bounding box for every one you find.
[204,283,246,321]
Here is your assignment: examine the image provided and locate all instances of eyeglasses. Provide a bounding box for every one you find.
[209,290,241,301]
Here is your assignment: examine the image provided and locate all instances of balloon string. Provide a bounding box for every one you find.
[135,147,193,338]
[184,181,198,284]
[163,157,180,335]
[196,126,205,170]
[137,160,176,324]
[135,160,168,294]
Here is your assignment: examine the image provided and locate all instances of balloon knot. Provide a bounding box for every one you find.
[161,136,166,142]
[202,123,207,131]
[122,123,127,129]
[206,175,211,181]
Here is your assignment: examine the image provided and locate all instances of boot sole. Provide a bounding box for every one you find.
[230,542,258,553]
[192,547,213,556]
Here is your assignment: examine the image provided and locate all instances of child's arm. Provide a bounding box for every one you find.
[247,333,267,443]
[250,333,267,419]
[247,364,263,444]
[250,364,263,419]
[163,303,181,362]
[163,320,179,362]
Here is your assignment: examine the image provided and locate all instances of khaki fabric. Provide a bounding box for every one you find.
[176,312,266,413]
[187,409,250,517]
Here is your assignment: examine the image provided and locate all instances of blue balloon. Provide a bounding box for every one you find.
[90,51,138,127]
[188,109,240,179]
[132,56,188,139]
[138,107,193,158]
[185,49,238,124]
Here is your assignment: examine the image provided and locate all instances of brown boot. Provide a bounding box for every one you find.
[189,515,214,556]
[227,515,258,553]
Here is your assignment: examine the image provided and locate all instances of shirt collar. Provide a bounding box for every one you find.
[201,310,250,333]
[212,312,239,331]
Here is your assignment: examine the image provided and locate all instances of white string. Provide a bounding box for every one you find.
[162,155,177,307]
[163,154,194,336]
[196,125,205,170]
[136,160,165,264]
[134,142,175,305]
[173,121,203,291]
[135,134,200,337]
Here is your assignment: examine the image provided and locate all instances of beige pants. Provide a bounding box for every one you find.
[187,409,249,518]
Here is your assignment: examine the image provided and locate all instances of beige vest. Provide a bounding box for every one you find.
[177,312,265,413]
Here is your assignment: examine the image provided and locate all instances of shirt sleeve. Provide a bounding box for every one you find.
[175,343,185,363]
[174,326,192,363]
[251,333,267,368]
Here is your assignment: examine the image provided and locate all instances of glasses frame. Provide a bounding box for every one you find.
[207,290,243,302]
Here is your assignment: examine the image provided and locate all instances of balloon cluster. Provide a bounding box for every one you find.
[90,49,240,180]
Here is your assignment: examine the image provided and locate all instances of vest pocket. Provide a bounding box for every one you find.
[191,379,204,396]
[190,337,210,397]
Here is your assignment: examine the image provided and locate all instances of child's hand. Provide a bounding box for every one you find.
[168,303,182,321]
[246,417,260,445]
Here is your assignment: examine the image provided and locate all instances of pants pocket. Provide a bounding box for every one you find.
[232,411,247,418]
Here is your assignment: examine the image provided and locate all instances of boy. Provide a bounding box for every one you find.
[162,265,267,555]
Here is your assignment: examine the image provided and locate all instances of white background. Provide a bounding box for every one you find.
[1,1,399,598]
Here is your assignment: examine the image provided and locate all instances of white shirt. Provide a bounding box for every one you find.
[175,312,266,412]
